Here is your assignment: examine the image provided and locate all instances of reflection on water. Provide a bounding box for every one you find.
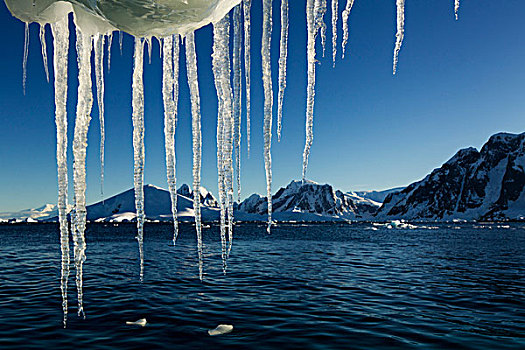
[0,222,524,349]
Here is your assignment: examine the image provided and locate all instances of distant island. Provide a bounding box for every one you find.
[2,132,525,223]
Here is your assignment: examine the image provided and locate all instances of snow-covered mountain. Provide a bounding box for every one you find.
[351,187,405,203]
[376,132,525,221]
[7,132,524,223]
[0,203,73,222]
[87,184,220,222]
[237,180,380,221]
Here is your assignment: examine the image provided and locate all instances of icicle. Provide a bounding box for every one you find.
[72,27,93,319]
[301,0,327,178]
[107,32,113,72]
[303,0,317,182]
[94,34,105,200]
[119,30,123,55]
[173,35,181,244]
[212,41,227,274]
[277,0,289,142]
[132,38,146,282]
[243,0,252,157]
[23,22,29,95]
[393,0,405,75]
[185,32,204,280]
[331,0,338,66]
[39,23,50,82]
[341,0,355,59]
[316,0,327,57]
[233,5,242,203]
[224,16,235,261]
[212,16,234,272]
[146,36,153,64]
[130,38,146,280]
[51,16,70,328]
[162,36,179,245]
[262,0,273,233]
[173,35,180,122]
[455,0,460,20]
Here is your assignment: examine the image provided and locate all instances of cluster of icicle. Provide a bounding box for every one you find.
[20,0,463,327]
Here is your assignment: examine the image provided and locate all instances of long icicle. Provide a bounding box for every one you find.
[331,0,338,66]
[23,22,29,95]
[317,0,327,57]
[393,0,405,75]
[262,0,273,233]
[212,15,235,262]
[162,36,179,245]
[221,15,235,258]
[107,32,113,72]
[341,0,355,59]
[94,34,106,200]
[302,0,317,182]
[72,27,93,319]
[172,35,181,242]
[277,0,289,142]
[455,0,460,20]
[39,24,50,82]
[132,38,146,282]
[212,20,228,272]
[243,0,252,157]
[51,16,70,328]
[185,33,204,280]
[173,35,180,126]
[233,5,243,203]
[146,36,153,64]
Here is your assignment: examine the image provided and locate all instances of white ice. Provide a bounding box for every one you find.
[208,324,233,336]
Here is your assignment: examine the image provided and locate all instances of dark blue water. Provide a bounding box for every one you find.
[0,222,524,349]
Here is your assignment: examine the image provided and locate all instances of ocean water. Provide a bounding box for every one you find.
[0,222,524,349]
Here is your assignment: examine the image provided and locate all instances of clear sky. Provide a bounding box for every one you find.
[1,0,525,212]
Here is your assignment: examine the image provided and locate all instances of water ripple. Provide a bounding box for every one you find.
[0,223,524,349]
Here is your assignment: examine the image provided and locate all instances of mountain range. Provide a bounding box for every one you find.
[2,132,525,223]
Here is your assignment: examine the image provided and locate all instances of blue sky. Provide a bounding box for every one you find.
[1,0,525,211]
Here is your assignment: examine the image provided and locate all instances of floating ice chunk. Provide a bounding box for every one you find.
[126,318,147,327]
[388,220,417,229]
[208,324,233,336]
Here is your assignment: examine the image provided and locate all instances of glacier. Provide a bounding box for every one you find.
[3,0,465,325]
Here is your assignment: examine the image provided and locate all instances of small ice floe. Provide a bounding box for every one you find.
[208,324,233,336]
[126,318,147,327]
[387,220,417,230]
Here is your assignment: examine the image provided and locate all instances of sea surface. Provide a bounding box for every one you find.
[0,222,524,349]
